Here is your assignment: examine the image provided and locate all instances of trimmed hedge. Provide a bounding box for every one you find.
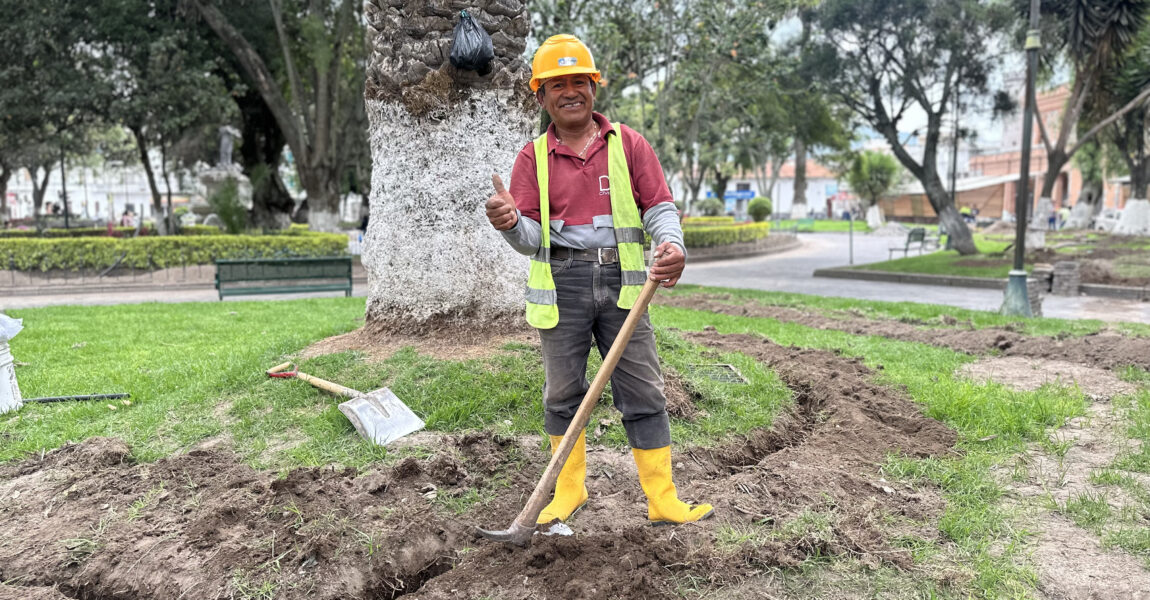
[683,223,771,248]
[179,225,225,236]
[0,234,349,271]
[0,226,150,238]
[682,216,736,226]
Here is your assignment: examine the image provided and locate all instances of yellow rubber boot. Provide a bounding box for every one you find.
[632,446,714,524]
[537,432,590,524]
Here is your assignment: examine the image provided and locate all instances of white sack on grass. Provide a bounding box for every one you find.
[0,314,21,343]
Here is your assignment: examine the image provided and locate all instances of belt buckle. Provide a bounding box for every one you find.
[597,247,618,264]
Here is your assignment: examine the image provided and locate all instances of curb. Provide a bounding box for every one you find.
[813,267,1150,300]
[0,278,370,298]
[812,267,1007,290]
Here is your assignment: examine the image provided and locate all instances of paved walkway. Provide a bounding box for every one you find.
[680,233,1150,324]
[4,233,1148,324]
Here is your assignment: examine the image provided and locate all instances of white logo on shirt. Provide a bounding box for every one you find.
[599,175,610,196]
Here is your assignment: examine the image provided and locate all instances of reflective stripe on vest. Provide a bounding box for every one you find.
[523,123,647,329]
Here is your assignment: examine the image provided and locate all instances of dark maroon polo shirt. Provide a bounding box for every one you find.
[509,112,674,226]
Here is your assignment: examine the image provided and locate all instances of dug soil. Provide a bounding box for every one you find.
[1,333,956,600]
[658,293,1150,372]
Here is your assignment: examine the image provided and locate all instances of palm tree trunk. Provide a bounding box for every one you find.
[362,1,532,333]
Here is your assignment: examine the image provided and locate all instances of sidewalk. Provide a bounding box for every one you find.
[680,233,1150,323]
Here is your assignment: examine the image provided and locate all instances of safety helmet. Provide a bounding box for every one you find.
[529,34,601,92]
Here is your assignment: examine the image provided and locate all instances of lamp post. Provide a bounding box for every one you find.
[1001,0,1040,317]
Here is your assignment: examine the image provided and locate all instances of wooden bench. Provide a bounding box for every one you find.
[796,218,815,232]
[214,257,353,300]
[888,227,933,258]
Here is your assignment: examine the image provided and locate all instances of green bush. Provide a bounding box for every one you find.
[748,197,773,222]
[0,226,148,238]
[683,223,770,248]
[0,234,349,271]
[682,216,736,226]
[696,197,725,217]
[208,178,247,234]
[179,225,224,236]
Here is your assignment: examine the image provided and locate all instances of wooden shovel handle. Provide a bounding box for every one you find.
[513,277,661,529]
[294,371,363,398]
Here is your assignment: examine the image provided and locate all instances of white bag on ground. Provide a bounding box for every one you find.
[0,314,24,415]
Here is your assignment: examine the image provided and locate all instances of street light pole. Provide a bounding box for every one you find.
[60,147,70,229]
[1001,0,1040,317]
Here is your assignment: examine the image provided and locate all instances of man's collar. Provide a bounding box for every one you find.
[546,113,618,154]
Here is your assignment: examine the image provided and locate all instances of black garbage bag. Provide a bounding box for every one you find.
[449,10,494,76]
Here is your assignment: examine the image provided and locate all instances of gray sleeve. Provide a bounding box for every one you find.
[499,210,542,256]
[642,202,686,258]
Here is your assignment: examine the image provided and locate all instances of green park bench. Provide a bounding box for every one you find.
[888,227,936,258]
[796,218,816,232]
[214,257,353,300]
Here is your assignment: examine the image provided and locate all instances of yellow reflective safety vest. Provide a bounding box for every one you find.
[525,124,648,329]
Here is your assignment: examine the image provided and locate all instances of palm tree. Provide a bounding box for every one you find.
[361,2,533,333]
[1022,0,1150,227]
[845,151,900,225]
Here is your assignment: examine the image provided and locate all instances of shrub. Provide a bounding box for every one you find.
[0,226,149,238]
[208,178,247,234]
[683,223,770,248]
[696,197,725,217]
[682,216,736,226]
[179,225,224,236]
[0,234,349,271]
[748,197,773,222]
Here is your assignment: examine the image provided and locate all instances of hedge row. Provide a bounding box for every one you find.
[0,226,151,238]
[683,222,770,248]
[682,216,736,226]
[0,234,349,271]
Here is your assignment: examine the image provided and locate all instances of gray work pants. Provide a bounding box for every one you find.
[538,257,671,450]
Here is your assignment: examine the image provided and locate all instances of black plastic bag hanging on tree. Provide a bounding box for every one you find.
[449,10,494,76]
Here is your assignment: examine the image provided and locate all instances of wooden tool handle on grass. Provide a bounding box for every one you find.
[294,371,363,398]
[513,277,660,528]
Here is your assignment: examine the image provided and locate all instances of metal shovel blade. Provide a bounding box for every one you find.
[337,387,425,446]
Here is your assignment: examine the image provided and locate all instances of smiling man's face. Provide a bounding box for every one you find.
[540,74,595,131]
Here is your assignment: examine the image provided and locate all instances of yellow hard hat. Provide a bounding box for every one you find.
[529,34,601,92]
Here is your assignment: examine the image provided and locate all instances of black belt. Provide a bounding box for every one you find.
[551,246,620,264]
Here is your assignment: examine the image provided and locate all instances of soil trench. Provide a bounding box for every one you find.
[0,333,955,599]
[657,294,1150,371]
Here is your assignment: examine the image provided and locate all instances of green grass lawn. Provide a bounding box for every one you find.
[773,219,872,233]
[4,290,1143,597]
[853,236,1015,278]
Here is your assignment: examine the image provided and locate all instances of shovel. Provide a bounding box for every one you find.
[266,363,425,446]
[477,277,660,546]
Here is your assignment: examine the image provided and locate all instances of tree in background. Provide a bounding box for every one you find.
[786,6,851,219]
[93,0,230,234]
[186,0,365,231]
[812,0,1014,255]
[845,150,900,224]
[1018,0,1150,226]
[0,0,111,226]
[1092,22,1150,202]
[1064,139,1106,228]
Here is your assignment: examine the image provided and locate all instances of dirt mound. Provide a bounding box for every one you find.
[1,333,956,599]
[300,324,538,362]
[659,294,1150,371]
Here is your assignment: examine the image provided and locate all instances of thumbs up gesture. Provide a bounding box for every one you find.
[486,174,519,231]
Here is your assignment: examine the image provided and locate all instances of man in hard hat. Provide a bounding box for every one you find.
[485,34,712,526]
